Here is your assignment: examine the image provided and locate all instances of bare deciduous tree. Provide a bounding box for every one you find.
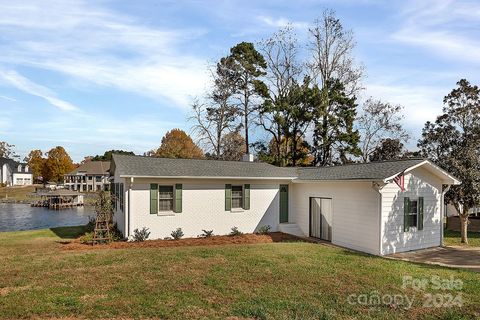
[190,58,238,158]
[257,26,303,166]
[357,98,409,162]
[307,9,364,96]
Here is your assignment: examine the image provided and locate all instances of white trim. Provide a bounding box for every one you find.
[383,160,461,185]
[120,175,296,180]
[292,179,383,183]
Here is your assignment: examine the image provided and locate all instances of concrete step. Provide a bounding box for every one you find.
[278,223,305,237]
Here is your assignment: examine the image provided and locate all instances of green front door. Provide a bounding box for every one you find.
[279,185,289,223]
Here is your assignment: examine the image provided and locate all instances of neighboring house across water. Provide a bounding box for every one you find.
[110,155,460,256]
[0,157,33,186]
[64,161,110,192]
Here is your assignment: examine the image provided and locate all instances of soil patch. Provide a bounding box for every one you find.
[61,232,302,251]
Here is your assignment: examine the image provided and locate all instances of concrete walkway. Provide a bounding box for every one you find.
[390,246,480,272]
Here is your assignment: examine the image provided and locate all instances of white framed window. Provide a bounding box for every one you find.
[158,185,174,211]
[408,199,418,228]
[231,185,243,209]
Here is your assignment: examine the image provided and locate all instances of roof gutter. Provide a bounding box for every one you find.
[119,175,296,180]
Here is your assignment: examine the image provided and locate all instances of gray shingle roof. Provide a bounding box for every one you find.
[112,154,297,179]
[112,155,431,181]
[296,158,426,181]
[67,161,110,175]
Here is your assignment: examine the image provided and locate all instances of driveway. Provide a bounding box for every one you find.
[390,246,480,272]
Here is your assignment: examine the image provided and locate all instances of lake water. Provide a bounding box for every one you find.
[0,203,95,232]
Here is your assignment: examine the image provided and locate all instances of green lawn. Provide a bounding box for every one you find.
[444,230,480,247]
[0,227,479,319]
[0,185,37,201]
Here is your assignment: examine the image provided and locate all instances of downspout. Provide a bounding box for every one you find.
[440,185,451,247]
[372,182,386,255]
[127,177,134,240]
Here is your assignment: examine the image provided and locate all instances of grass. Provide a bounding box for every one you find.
[0,227,479,319]
[444,229,480,247]
[0,185,37,201]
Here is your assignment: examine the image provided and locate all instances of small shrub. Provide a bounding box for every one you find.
[110,223,123,241]
[79,231,94,244]
[200,229,214,238]
[229,226,243,236]
[163,236,172,240]
[171,228,184,240]
[85,216,96,232]
[133,227,150,242]
[257,225,271,235]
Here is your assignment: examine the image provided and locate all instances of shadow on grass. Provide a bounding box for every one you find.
[444,229,480,243]
[50,225,88,239]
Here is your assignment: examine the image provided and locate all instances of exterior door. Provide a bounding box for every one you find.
[279,185,289,223]
[309,197,332,241]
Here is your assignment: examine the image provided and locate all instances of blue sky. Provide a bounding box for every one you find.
[0,0,479,162]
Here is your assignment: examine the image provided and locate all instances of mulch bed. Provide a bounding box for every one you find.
[61,232,303,251]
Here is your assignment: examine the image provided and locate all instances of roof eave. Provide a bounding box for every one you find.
[383,160,461,185]
[119,175,296,180]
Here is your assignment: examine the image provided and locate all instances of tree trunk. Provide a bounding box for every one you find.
[244,110,249,155]
[460,213,469,244]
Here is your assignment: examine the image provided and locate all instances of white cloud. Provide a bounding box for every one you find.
[364,82,448,132]
[0,0,209,110]
[391,0,480,64]
[0,70,78,111]
[0,95,16,102]
[257,15,308,29]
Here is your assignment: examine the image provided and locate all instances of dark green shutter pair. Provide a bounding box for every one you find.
[150,184,182,214]
[225,184,250,211]
[403,197,424,231]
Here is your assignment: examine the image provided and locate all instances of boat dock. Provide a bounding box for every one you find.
[31,190,84,210]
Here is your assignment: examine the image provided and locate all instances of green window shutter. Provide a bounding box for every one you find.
[279,185,289,223]
[404,197,410,232]
[150,183,158,214]
[174,184,182,213]
[225,184,232,211]
[243,184,250,210]
[418,197,424,230]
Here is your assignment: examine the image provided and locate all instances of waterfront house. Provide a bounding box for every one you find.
[0,157,33,186]
[110,154,460,256]
[64,161,110,192]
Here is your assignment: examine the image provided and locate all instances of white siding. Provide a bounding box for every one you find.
[380,167,442,255]
[290,181,381,255]
[119,178,285,240]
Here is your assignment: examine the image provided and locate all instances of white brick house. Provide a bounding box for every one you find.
[110,155,459,256]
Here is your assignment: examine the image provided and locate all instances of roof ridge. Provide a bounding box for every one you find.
[113,154,284,167]
[296,158,426,170]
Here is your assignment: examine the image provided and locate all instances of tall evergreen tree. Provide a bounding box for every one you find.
[228,42,268,155]
[312,80,360,166]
